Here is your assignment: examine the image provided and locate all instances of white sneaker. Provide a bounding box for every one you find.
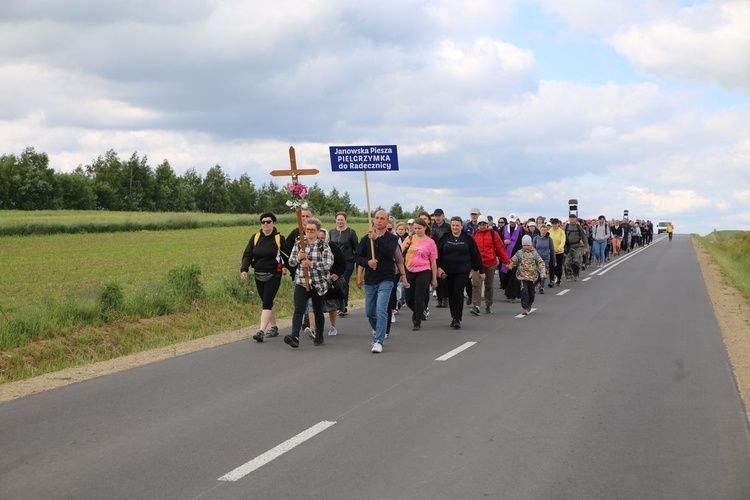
[328,327,338,336]
[391,313,396,323]
[304,327,314,339]
[371,342,383,353]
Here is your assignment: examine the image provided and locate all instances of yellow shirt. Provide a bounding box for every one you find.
[549,226,566,254]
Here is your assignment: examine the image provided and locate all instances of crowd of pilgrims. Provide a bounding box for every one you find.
[240,207,656,352]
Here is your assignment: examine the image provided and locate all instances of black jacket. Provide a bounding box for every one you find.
[240,228,288,275]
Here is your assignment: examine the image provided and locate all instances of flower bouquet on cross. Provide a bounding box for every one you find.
[285,180,309,211]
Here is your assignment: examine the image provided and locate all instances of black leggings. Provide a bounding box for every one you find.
[445,272,469,321]
[255,274,282,310]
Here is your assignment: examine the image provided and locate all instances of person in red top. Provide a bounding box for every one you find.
[470,215,511,315]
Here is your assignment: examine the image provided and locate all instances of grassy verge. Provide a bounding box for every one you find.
[694,231,750,302]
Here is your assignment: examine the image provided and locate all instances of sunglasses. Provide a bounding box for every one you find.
[304,228,317,233]
[261,220,274,224]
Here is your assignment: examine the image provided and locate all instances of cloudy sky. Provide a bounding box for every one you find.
[2,0,748,234]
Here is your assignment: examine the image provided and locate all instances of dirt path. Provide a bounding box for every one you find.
[2,241,750,419]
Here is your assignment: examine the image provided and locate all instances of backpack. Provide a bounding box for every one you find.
[516,249,539,264]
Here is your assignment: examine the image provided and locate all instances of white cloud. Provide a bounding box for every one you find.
[610,0,750,94]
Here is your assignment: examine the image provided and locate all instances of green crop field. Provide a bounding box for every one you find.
[0,212,374,381]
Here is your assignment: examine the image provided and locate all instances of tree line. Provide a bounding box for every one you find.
[0,147,368,216]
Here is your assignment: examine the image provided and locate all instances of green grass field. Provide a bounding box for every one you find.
[695,231,750,302]
[0,213,373,382]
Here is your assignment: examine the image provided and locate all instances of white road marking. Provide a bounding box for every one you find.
[436,342,477,361]
[218,420,336,482]
[582,277,592,282]
[557,289,570,296]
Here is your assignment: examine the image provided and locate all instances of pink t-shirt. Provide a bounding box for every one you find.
[406,238,438,273]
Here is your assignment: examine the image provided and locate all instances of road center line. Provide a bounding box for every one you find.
[436,342,477,361]
[218,420,336,482]
[557,289,570,296]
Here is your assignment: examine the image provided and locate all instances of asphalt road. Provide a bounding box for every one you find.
[2,234,749,500]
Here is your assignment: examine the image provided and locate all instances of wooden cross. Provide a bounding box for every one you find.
[270,146,319,290]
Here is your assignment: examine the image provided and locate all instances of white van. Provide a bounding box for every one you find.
[657,221,671,234]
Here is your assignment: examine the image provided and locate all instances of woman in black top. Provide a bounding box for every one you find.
[329,211,359,316]
[437,216,484,329]
[241,212,288,342]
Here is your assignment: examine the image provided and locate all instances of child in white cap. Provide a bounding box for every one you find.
[509,235,547,315]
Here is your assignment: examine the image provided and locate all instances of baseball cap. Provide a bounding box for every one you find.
[477,215,488,224]
[434,208,445,215]
[470,207,481,215]
[407,218,414,224]
[509,213,516,221]
[527,220,536,227]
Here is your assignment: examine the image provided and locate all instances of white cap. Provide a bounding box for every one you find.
[477,215,488,224]
[407,218,414,224]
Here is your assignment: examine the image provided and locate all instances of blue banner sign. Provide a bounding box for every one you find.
[329,145,399,172]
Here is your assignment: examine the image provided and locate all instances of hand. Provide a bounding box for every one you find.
[368,229,378,240]
[240,272,248,281]
[479,273,486,281]
[356,277,363,289]
[431,279,438,288]
[331,274,339,281]
[301,259,312,268]
[298,250,307,261]
[368,259,378,270]
[282,268,289,276]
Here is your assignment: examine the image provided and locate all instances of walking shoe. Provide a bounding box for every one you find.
[424,307,430,317]
[485,305,492,314]
[313,335,324,346]
[450,318,457,328]
[466,297,472,306]
[371,342,383,353]
[556,279,561,285]
[391,312,397,323]
[304,326,314,339]
[266,326,279,338]
[453,320,461,329]
[436,300,446,308]
[252,331,265,342]
[470,305,480,316]
[521,309,529,316]
[539,288,545,294]
[283,335,299,348]
[548,282,554,289]
[412,323,421,331]
[573,276,578,282]
[328,327,338,336]
[339,307,348,317]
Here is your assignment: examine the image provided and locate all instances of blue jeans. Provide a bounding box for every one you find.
[365,280,394,345]
[592,240,607,264]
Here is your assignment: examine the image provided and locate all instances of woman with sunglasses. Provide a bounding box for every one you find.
[240,212,288,342]
[284,217,334,348]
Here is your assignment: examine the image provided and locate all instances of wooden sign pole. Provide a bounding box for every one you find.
[270,146,319,291]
